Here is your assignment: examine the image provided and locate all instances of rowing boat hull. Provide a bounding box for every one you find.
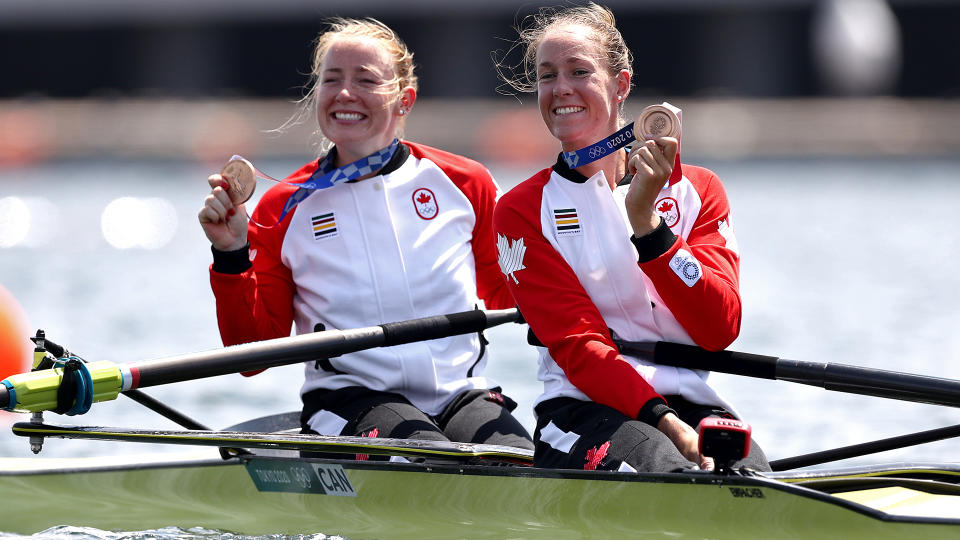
[2,452,959,539]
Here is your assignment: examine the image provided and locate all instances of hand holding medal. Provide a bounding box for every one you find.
[561,102,682,185]
[219,156,257,205]
[625,104,682,237]
[627,103,681,176]
[198,155,259,252]
[200,139,401,242]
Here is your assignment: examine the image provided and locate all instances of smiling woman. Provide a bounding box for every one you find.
[195,17,533,454]
[492,3,769,474]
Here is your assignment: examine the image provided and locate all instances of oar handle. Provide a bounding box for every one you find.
[136,308,520,388]
[381,308,520,345]
[650,342,780,380]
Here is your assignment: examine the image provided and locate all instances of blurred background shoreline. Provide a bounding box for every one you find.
[2,97,960,170]
[1,0,958,169]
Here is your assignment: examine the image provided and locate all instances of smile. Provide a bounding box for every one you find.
[553,106,585,116]
[333,112,365,121]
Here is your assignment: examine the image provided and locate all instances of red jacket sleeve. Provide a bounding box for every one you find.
[208,175,308,375]
[493,172,665,419]
[208,212,296,347]
[640,168,741,351]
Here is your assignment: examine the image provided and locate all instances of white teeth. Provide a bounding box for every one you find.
[334,112,364,121]
[554,106,584,116]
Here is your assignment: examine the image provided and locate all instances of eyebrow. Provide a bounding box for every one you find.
[322,65,382,77]
[538,56,593,70]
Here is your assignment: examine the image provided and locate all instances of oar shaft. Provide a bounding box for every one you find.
[134,308,519,389]
[617,341,960,409]
[778,359,960,407]
[771,423,960,471]
[30,334,214,430]
[136,326,384,387]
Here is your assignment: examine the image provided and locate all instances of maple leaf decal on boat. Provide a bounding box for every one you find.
[497,234,526,284]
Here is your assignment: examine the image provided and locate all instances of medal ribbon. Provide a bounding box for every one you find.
[561,123,636,169]
[239,138,400,228]
[560,105,683,184]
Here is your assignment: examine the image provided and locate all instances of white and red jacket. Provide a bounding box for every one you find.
[210,142,513,433]
[493,156,740,423]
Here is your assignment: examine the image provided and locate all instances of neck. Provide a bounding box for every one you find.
[334,147,368,168]
[574,150,627,189]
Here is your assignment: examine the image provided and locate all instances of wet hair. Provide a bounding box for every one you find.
[495,3,633,121]
[278,17,418,151]
[308,17,418,99]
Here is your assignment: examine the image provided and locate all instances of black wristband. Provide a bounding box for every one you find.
[637,397,676,426]
[211,243,252,274]
[630,217,677,263]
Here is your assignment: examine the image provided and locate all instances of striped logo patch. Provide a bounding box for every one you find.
[311,212,339,240]
[554,208,581,235]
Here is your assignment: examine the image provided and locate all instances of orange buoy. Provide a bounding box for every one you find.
[0,284,31,380]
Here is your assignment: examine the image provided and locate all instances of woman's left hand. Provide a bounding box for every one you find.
[625,137,678,237]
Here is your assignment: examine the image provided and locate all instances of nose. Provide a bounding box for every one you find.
[553,74,573,97]
[335,84,355,102]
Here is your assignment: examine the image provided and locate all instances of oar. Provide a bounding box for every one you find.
[770,423,960,471]
[33,333,212,431]
[613,340,960,408]
[10,422,534,465]
[1,308,521,413]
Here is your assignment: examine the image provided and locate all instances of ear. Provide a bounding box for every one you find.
[615,69,631,102]
[398,86,417,114]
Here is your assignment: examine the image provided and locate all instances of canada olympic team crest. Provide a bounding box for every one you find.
[655,197,680,227]
[412,188,438,220]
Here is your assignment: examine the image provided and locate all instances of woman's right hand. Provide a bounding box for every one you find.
[657,412,714,471]
[198,174,249,252]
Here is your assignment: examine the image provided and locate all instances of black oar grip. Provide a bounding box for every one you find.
[380,310,487,346]
[653,342,779,380]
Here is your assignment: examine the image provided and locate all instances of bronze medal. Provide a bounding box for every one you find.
[220,157,257,205]
[637,104,681,141]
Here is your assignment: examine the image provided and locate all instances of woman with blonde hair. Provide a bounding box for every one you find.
[199,18,532,452]
[494,4,768,472]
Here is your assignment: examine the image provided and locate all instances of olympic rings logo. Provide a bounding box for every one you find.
[588,146,607,159]
[681,261,700,281]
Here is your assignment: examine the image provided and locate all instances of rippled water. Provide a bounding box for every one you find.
[2,156,960,538]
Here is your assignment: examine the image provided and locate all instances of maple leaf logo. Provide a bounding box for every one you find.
[356,427,379,461]
[657,200,674,213]
[496,234,527,284]
[412,188,438,220]
[584,441,610,471]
